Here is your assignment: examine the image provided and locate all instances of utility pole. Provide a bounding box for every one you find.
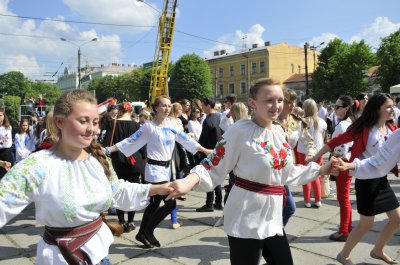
[78,47,81,89]
[304,42,309,98]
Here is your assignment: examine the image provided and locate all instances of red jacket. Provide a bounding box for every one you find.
[327,124,398,176]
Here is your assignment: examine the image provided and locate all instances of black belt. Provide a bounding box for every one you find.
[147,158,171,168]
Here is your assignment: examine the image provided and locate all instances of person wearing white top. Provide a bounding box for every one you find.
[15,119,37,163]
[167,78,332,265]
[297,99,327,208]
[0,90,172,265]
[107,95,211,248]
[188,108,202,141]
[0,109,13,179]
[219,95,236,132]
[318,102,327,120]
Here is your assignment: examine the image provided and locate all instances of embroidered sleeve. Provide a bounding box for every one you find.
[0,154,46,227]
[108,160,151,211]
[191,127,241,192]
[115,122,150,157]
[173,128,200,154]
[351,129,400,179]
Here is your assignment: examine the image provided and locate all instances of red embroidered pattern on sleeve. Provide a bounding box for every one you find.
[201,138,227,171]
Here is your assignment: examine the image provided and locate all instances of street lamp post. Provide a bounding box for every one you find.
[1,92,7,109]
[60,37,98,89]
[310,42,325,71]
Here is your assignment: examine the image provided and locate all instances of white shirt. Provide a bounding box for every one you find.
[318,106,327,120]
[0,150,152,264]
[332,119,352,159]
[191,120,320,239]
[188,120,202,141]
[0,126,12,149]
[351,129,399,179]
[297,118,327,153]
[219,109,234,132]
[116,119,199,183]
[14,133,36,162]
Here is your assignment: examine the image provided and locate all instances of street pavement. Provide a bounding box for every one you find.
[0,175,399,265]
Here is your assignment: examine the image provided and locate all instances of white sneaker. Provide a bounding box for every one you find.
[305,202,312,208]
[314,201,322,208]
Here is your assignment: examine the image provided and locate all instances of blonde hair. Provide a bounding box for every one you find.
[170,102,182,117]
[249,78,280,99]
[230,102,248,122]
[52,90,111,178]
[303,98,319,130]
[282,87,298,102]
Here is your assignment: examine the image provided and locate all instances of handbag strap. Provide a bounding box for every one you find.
[109,118,118,146]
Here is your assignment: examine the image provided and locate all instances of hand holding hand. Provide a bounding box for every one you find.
[166,173,200,200]
[0,161,11,171]
[304,155,314,165]
[150,182,174,196]
[332,157,354,172]
[319,158,333,176]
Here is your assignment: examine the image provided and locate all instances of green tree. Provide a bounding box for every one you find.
[311,39,375,102]
[376,29,400,92]
[169,54,212,101]
[4,95,21,120]
[0,71,30,97]
[29,82,62,105]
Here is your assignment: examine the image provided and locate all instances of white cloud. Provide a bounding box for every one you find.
[307,32,339,48]
[0,1,123,80]
[204,24,266,58]
[350,17,400,47]
[63,0,159,34]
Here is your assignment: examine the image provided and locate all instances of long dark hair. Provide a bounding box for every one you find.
[349,93,393,133]
[338,95,356,122]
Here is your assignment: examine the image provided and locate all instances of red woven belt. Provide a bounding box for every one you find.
[43,216,103,265]
[234,177,287,206]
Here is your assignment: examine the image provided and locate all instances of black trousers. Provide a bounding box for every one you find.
[228,232,293,265]
[206,185,222,206]
[138,181,176,235]
[0,148,13,179]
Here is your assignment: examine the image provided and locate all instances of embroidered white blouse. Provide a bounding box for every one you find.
[116,119,200,183]
[15,133,37,162]
[0,126,12,149]
[351,128,399,179]
[191,120,321,239]
[0,150,152,265]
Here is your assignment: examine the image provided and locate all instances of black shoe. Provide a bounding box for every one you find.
[144,232,161,247]
[213,203,223,210]
[196,205,214,212]
[135,233,154,248]
[329,232,348,242]
[125,222,135,233]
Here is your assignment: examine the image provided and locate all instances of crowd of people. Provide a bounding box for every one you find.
[0,81,399,265]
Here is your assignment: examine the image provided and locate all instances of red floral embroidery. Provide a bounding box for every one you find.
[216,145,225,157]
[269,147,278,158]
[279,149,287,159]
[203,161,211,170]
[212,156,220,166]
[273,159,280,169]
[260,142,266,148]
[283,142,291,149]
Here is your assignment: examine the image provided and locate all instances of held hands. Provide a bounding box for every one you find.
[0,161,11,171]
[304,155,314,165]
[331,157,355,172]
[166,173,200,200]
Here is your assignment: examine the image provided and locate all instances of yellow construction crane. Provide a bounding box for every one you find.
[148,0,178,104]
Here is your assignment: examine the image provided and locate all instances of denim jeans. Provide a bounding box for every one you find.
[282,185,296,227]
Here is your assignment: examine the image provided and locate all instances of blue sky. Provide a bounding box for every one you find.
[0,0,399,82]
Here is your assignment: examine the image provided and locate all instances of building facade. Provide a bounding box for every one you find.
[56,63,137,92]
[206,42,316,102]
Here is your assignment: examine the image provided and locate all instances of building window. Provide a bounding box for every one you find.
[298,65,301,74]
[260,61,265,73]
[229,83,235,94]
[240,64,245,75]
[219,84,224,96]
[219,67,223,77]
[241,82,246,94]
[229,65,235,76]
[291,64,294,74]
[252,62,257,74]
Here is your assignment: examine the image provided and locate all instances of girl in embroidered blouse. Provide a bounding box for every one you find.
[0,90,173,265]
[0,109,13,179]
[106,95,211,249]
[167,78,332,265]
[15,119,36,163]
[310,93,399,265]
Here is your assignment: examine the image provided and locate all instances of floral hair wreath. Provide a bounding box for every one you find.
[121,102,132,111]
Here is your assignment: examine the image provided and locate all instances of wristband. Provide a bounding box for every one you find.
[105,147,111,157]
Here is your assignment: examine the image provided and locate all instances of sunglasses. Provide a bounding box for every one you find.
[334,105,346,110]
